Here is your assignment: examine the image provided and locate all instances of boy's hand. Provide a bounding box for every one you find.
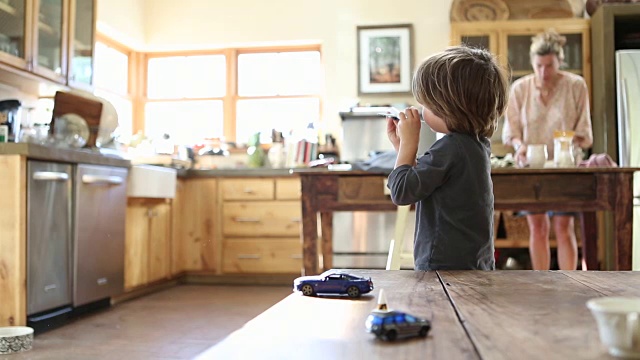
[398,107,421,148]
[386,117,400,151]
[394,107,421,168]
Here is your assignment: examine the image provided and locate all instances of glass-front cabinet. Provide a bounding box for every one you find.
[0,0,95,89]
[33,0,67,82]
[0,0,28,68]
[68,0,94,88]
[451,18,591,91]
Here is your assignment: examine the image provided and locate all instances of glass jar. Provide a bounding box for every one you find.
[554,130,575,168]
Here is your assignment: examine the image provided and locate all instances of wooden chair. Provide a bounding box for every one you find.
[385,205,413,270]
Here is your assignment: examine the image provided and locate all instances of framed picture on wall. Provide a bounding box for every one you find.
[357,24,413,95]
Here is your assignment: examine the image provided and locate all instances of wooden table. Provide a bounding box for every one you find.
[298,168,638,275]
[198,270,640,359]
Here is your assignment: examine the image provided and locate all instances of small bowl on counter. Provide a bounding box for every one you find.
[0,326,34,354]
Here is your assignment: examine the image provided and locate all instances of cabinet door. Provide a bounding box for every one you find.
[450,24,498,55]
[125,201,149,290]
[504,29,588,86]
[0,0,29,69]
[176,178,218,272]
[67,0,94,89]
[148,202,171,283]
[32,0,68,83]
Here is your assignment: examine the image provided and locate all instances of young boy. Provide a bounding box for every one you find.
[386,45,509,270]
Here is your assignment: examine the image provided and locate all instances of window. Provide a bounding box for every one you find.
[236,50,321,145]
[93,38,134,142]
[145,54,226,145]
[144,46,322,146]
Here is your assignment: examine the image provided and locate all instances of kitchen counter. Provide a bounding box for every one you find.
[200,270,639,360]
[0,143,130,167]
[177,167,352,178]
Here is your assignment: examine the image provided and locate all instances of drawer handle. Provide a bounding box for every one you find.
[33,171,69,181]
[237,254,261,259]
[243,188,255,194]
[290,254,303,259]
[44,284,57,292]
[291,217,302,223]
[233,217,261,223]
[97,277,108,286]
[533,183,542,200]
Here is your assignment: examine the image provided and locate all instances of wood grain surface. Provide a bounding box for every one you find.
[199,270,478,360]
[198,270,640,359]
[437,270,640,359]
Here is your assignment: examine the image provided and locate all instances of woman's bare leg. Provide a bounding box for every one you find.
[527,214,551,270]
[553,215,577,270]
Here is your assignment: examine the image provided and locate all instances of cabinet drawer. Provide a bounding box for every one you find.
[276,178,301,200]
[222,238,302,274]
[493,173,596,203]
[338,176,389,204]
[221,179,274,200]
[223,201,301,236]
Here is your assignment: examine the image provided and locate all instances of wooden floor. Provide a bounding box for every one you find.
[11,284,292,360]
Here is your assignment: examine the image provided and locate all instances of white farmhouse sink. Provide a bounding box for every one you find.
[127,165,177,199]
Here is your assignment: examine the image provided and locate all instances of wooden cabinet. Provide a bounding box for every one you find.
[0,0,95,88]
[450,19,591,91]
[590,4,640,160]
[125,198,172,290]
[172,178,218,272]
[220,178,302,274]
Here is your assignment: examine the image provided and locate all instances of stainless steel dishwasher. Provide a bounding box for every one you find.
[74,164,128,307]
[27,161,73,316]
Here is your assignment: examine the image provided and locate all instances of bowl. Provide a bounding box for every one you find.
[0,326,33,354]
[587,297,640,358]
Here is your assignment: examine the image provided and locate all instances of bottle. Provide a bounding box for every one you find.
[267,130,286,168]
[247,132,265,168]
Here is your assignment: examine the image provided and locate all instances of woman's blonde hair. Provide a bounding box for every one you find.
[412,45,509,138]
[530,29,566,61]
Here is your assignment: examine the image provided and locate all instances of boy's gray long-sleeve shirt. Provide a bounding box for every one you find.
[387,133,495,271]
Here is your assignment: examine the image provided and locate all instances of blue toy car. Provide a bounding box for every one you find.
[365,310,431,341]
[293,271,374,298]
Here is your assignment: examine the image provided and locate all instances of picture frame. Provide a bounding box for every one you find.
[357,24,413,95]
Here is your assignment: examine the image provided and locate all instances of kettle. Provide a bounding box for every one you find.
[0,99,22,142]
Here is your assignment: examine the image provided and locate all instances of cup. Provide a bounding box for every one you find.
[526,144,548,168]
[587,297,640,358]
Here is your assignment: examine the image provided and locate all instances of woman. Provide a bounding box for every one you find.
[502,30,593,270]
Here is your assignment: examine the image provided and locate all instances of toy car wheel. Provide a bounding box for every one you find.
[385,330,397,341]
[301,284,315,296]
[346,286,360,298]
[419,326,430,337]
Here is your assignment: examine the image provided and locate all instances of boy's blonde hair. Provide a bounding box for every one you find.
[530,29,566,61]
[412,45,509,138]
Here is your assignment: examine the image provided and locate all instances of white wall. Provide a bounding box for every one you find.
[96,0,146,48]
[98,0,454,143]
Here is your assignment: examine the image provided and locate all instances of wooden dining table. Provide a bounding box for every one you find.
[297,167,638,275]
[197,270,640,360]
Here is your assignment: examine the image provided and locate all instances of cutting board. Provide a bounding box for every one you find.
[52,91,103,148]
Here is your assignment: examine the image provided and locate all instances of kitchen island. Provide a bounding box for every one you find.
[298,168,638,275]
[199,269,636,359]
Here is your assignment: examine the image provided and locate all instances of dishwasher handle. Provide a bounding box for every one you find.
[82,174,124,185]
[33,171,69,181]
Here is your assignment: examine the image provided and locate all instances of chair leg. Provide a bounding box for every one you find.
[386,205,411,270]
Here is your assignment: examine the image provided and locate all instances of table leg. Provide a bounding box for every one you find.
[301,177,319,276]
[613,173,634,271]
[580,212,599,270]
[320,212,333,272]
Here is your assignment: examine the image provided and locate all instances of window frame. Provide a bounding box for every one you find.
[143,44,322,143]
[94,34,139,135]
